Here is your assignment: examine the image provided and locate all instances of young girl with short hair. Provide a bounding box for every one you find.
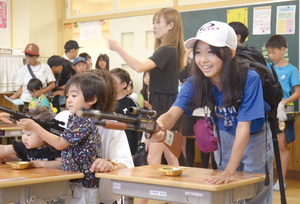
[151,21,273,203]
[18,72,108,204]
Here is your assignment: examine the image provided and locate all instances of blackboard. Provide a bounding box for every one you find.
[180,0,299,110]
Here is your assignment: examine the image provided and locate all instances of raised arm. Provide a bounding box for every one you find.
[107,38,156,73]
[17,119,70,150]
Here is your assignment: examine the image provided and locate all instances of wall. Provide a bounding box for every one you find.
[12,0,57,61]
[0,0,11,48]
[109,15,154,94]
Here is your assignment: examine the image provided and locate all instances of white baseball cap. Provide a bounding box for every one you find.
[185,21,237,50]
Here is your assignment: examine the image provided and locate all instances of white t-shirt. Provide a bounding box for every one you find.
[55,110,134,203]
[17,62,55,102]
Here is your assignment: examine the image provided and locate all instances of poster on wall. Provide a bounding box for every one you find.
[253,6,271,35]
[276,5,296,34]
[227,7,248,41]
[80,21,101,40]
[0,1,8,31]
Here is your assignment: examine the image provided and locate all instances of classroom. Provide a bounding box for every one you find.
[0,0,300,203]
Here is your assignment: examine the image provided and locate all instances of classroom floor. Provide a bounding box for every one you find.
[133,179,300,204]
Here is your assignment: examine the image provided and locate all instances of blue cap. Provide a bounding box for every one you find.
[73,56,86,65]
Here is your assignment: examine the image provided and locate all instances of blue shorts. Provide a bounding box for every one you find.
[214,122,274,204]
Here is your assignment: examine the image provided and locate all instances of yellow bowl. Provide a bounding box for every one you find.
[7,161,32,170]
[158,166,187,176]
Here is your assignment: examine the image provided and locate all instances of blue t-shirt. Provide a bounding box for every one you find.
[267,63,300,99]
[173,69,265,134]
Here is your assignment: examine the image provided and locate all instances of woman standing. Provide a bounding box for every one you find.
[107,8,184,167]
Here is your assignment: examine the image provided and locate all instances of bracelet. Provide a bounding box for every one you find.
[107,159,118,169]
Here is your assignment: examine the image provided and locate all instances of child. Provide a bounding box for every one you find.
[228,22,249,46]
[140,71,152,110]
[108,8,185,168]
[56,69,134,204]
[18,72,108,204]
[125,79,139,102]
[79,52,93,70]
[265,35,300,191]
[10,43,56,112]
[95,53,109,70]
[27,78,50,111]
[47,55,65,113]
[72,56,87,74]
[110,68,141,156]
[0,107,61,168]
[151,21,274,203]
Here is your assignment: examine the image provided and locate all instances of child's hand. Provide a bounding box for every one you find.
[9,95,16,100]
[90,158,115,173]
[150,122,165,142]
[204,171,234,184]
[0,113,13,124]
[0,156,12,164]
[31,160,43,168]
[17,119,39,131]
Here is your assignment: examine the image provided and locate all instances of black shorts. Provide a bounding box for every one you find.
[150,93,179,131]
[181,114,204,136]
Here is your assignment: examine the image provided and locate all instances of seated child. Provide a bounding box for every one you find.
[0,107,61,168]
[72,56,87,74]
[27,78,50,111]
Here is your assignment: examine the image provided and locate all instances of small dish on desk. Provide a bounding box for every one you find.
[158,166,187,176]
[7,161,32,170]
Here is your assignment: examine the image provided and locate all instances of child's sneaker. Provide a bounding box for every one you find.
[273,180,286,191]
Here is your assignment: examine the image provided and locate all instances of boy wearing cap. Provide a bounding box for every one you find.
[47,55,65,113]
[10,43,55,112]
[72,56,87,74]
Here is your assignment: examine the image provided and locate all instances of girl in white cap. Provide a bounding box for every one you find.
[151,21,273,203]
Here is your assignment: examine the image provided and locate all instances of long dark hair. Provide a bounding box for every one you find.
[189,41,247,111]
[140,71,150,101]
[95,54,109,70]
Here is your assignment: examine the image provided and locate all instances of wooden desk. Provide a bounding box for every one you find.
[0,164,83,204]
[0,124,22,145]
[96,165,265,204]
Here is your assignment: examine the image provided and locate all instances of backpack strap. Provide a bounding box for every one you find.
[211,107,221,169]
[27,64,36,78]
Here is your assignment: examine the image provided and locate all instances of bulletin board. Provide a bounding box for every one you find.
[180,0,299,110]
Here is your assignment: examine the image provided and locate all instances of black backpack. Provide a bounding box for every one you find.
[235,45,287,203]
[235,45,283,118]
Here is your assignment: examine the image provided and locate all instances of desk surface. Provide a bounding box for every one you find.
[96,164,265,192]
[0,124,22,130]
[0,164,83,188]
